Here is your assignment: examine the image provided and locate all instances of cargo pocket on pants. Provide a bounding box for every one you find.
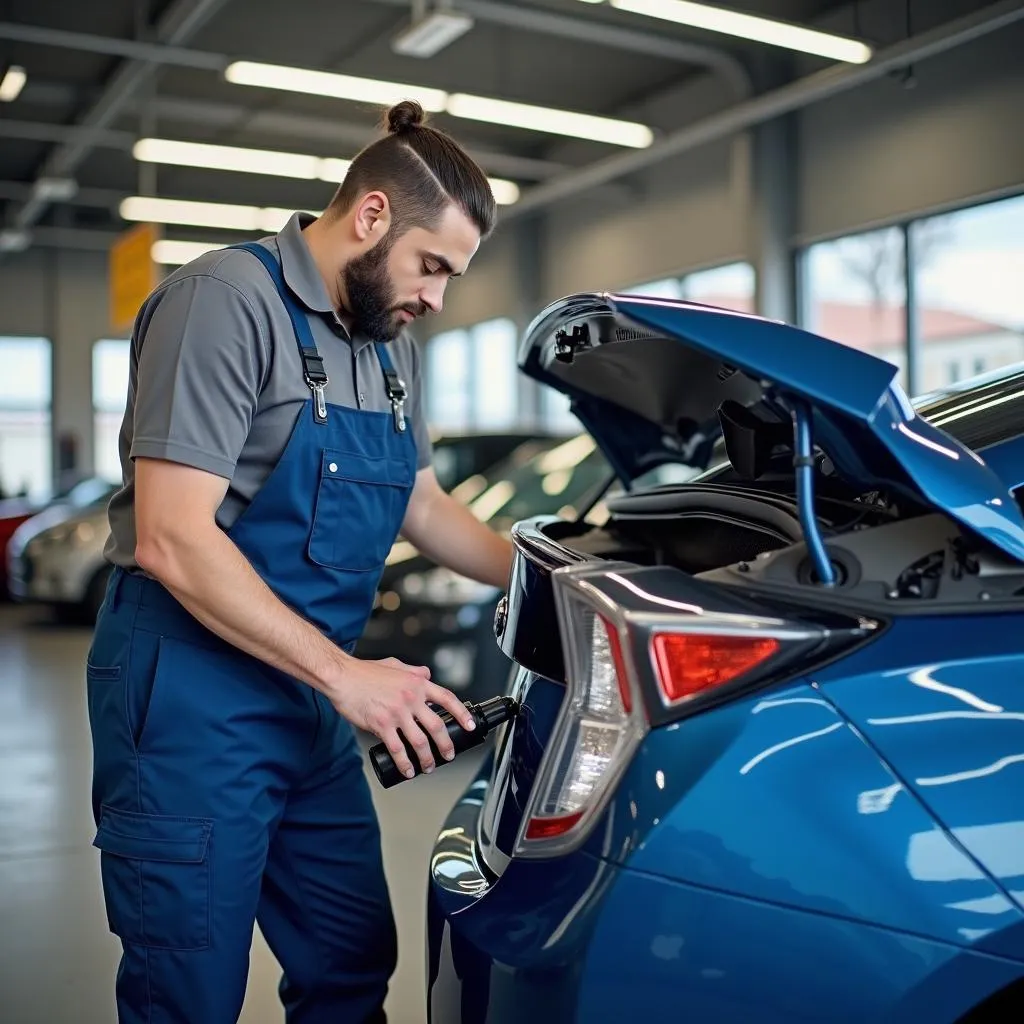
[92,805,213,950]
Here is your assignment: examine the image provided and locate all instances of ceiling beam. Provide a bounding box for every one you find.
[503,0,1024,220]
[0,180,124,207]
[367,0,750,96]
[0,118,135,150]
[0,20,226,70]
[6,0,235,232]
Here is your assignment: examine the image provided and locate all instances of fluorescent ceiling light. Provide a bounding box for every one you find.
[134,138,323,179]
[132,138,519,203]
[447,94,653,148]
[0,65,26,102]
[225,60,448,111]
[224,62,654,149]
[604,0,873,64]
[120,196,295,232]
[392,9,475,58]
[488,178,520,205]
[152,239,232,265]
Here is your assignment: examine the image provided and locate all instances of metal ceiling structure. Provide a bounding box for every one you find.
[0,0,1017,252]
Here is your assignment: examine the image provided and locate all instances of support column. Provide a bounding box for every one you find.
[512,215,546,429]
[51,248,114,486]
[750,116,798,324]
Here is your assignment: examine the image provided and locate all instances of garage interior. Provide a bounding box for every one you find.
[1,0,1022,1021]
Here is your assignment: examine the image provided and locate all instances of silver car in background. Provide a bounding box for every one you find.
[7,480,115,624]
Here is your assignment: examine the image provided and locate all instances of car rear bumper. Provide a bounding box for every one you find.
[426,771,618,1024]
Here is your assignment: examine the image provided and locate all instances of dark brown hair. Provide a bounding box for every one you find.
[326,100,496,238]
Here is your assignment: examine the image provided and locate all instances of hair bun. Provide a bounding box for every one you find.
[386,100,425,134]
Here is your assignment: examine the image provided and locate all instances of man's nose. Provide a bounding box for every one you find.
[420,280,445,314]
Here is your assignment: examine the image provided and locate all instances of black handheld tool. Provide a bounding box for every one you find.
[369,695,519,789]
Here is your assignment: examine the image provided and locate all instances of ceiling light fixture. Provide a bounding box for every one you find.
[132,137,520,203]
[134,138,324,179]
[446,93,653,148]
[392,4,475,58]
[151,239,233,265]
[224,61,654,149]
[0,65,27,102]
[598,0,873,64]
[225,60,449,111]
[119,196,296,232]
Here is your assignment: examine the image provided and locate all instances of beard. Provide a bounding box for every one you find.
[341,236,424,343]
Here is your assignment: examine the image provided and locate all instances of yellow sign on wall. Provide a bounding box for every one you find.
[109,222,159,331]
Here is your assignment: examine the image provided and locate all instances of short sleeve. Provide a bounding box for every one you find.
[404,337,434,471]
[130,273,268,480]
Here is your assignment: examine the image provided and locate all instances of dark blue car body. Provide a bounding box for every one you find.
[424,293,1024,1023]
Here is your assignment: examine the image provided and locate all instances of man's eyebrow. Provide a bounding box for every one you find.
[425,252,461,277]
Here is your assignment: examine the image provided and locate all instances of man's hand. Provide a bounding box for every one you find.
[327,657,477,777]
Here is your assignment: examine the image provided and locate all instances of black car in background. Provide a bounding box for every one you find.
[357,433,699,702]
[429,430,560,491]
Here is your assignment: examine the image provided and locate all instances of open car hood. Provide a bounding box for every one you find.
[519,292,1024,562]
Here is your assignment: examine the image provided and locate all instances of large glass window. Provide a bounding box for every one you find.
[910,195,1024,394]
[425,329,472,431]
[801,226,908,388]
[682,262,756,312]
[92,339,131,484]
[426,318,520,432]
[471,318,518,430]
[0,336,52,499]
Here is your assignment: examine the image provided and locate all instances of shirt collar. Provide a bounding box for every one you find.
[277,212,347,322]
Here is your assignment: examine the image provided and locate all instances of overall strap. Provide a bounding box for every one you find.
[374,343,408,434]
[232,241,328,425]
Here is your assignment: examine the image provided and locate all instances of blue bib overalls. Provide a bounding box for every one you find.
[85,242,417,1023]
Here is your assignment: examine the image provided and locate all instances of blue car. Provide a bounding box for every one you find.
[424,292,1024,1023]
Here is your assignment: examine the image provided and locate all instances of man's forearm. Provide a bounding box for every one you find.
[407,491,514,588]
[136,523,345,694]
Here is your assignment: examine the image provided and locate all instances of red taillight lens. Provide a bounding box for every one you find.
[652,633,780,703]
[525,811,584,840]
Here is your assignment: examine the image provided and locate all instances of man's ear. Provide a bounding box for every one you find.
[353,190,391,242]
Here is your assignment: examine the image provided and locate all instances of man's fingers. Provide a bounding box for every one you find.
[414,703,456,762]
[400,714,437,773]
[426,683,477,732]
[382,728,416,780]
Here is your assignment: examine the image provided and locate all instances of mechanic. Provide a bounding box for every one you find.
[85,100,514,1023]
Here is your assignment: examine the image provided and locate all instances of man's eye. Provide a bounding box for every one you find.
[424,262,437,275]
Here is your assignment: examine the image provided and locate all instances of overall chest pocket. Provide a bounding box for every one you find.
[308,448,413,572]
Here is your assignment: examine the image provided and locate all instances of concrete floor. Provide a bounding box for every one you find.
[0,603,485,1024]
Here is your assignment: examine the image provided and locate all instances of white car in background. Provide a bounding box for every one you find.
[7,501,113,624]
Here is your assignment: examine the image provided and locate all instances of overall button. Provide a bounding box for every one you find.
[329,462,338,473]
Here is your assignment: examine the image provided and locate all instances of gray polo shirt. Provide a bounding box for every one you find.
[104,212,433,571]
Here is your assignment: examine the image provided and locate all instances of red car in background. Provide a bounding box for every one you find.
[0,495,41,598]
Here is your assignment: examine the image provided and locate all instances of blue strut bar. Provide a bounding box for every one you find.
[793,402,836,588]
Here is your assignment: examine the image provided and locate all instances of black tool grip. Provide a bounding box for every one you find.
[369,696,518,788]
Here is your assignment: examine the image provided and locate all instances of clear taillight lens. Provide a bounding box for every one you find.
[517,584,648,856]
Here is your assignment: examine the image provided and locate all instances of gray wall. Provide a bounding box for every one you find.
[797,17,1024,243]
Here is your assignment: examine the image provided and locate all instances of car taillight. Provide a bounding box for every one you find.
[514,562,851,859]
[651,632,780,704]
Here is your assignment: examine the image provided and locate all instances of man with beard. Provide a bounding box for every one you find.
[87,100,513,1023]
